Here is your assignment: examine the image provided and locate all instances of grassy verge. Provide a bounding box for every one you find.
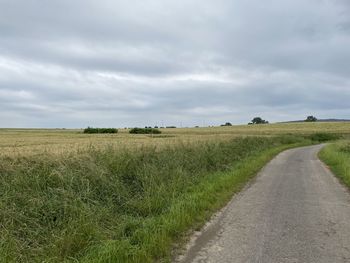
[83,140,312,263]
[319,140,350,187]
[0,136,312,262]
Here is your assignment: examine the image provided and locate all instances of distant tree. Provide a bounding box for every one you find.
[305,116,317,122]
[83,127,118,134]
[129,128,161,134]
[221,122,232,126]
[250,117,269,125]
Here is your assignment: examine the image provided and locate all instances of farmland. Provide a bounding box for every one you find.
[0,122,349,262]
[1,122,349,157]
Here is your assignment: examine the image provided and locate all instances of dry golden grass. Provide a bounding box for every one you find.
[1,122,349,157]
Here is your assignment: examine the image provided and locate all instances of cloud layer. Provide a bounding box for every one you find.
[1,0,349,127]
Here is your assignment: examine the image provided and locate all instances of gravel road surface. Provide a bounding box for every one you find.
[177,145,350,263]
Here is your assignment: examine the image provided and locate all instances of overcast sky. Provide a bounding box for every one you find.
[0,0,349,128]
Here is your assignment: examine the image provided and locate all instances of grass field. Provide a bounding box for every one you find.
[319,140,350,188]
[0,122,348,262]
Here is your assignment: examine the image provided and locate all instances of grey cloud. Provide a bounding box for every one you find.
[0,0,349,127]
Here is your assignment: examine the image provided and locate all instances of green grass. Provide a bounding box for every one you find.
[83,139,312,263]
[309,132,340,142]
[319,141,350,187]
[0,135,314,262]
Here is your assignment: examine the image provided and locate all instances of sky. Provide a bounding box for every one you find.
[0,0,350,128]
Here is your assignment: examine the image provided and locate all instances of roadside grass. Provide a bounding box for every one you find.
[0,135,314,262]
[83,139,313,263]
[319,140,350,187]
[309,132,340,142]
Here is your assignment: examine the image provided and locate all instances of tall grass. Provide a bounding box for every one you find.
[309,132,340,142]
[0,136,310,262]
[319,141,350,187]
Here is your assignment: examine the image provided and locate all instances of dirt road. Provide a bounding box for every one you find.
[177,145,350,263]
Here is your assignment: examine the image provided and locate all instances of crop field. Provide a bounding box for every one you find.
[0,122,349,262]
[1,122,349,157]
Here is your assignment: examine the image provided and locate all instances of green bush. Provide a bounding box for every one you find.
[340,143,350,153]
[309,132,340,142]
[305,115,317,122]
[250,117,269,124]
[83,127,118,134]
[129,128,161,134]
[220,122,232,126]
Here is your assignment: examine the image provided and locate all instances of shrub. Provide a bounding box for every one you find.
[221,122,232,126]
[129,128,162,134]
[250,117,269,124]
[83,127,118,134]
[309,132,340,142]
[340,143,350,153]
[305,116,317,122]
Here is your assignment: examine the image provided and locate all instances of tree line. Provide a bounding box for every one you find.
[84,115,318,134]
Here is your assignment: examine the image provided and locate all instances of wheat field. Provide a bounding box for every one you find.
[1,122,349,157]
